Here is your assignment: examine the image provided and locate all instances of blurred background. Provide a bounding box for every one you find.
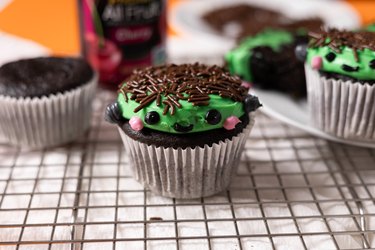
[0,0,374,88]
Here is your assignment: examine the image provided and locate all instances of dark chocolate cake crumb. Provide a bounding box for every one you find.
[250,41,307,98]
[119,63,248,115]
[202,4,323,41]
[0,57,94,98]
[203,4,282,38]
[239,17,323,41]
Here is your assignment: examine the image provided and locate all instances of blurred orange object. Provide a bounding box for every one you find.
[0,0,81,56]
[346,0,375,25]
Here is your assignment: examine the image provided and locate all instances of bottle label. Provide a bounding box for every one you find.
[96,0,166,84]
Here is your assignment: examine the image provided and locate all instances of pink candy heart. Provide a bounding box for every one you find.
[241,81,252,89]
[311,56,323,70]
[129,117,144,131]
[223,116,241,130]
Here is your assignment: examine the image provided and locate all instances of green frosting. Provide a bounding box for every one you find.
[306,28,375,81]
[225,29,294,82]
[365,23,375,32]
[117,92,244,133]
[306,45,375,80]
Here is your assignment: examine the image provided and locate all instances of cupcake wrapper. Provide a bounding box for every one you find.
[119,114,255,199]
[305,66,375,141]
[0,75,97,148]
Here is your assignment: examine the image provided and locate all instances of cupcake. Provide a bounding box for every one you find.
[296,28,375,140]
[202,3,323,41]
[225,28,309,98]
[105,63,261,198]
[0,57,97,148]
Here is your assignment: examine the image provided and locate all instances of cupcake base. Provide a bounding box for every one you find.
[0,75,97,149]
[118,114,255,199]
[305,66,375,141]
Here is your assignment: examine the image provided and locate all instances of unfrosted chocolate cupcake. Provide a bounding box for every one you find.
[105,63,261,198]
[0,57,97,148]
[0,57,94,98]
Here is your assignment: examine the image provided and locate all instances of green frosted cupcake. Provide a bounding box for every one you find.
[225,28,308,98]
[105,63,261,198]
[300,28,375,140]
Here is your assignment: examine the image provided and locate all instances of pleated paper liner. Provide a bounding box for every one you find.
[118,113,256,199]
[0,75,98,149]
[305,66,375,141]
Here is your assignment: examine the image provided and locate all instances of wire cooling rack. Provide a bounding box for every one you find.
[0,90,374,250]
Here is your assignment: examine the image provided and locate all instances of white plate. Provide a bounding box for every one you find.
[171,0,360,41]
[168,0,360,65]
[252,88,375,148]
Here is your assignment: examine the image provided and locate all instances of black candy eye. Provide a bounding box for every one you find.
[370,59,375,69]
[325,52,336,62]
[205,109,221,125]
[295,44,307,62]
[145,111,160,125]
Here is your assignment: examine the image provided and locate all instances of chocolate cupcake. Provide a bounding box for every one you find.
[105,63,261,198]
[202,3,323,41]
[225,28,308,98]
[297,28,375,140]
[0,57,97,148]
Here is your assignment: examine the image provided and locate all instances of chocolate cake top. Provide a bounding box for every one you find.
[0,57,94,98]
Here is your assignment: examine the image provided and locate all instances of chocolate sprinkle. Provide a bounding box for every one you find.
[119,63,247,115]
[309,29,375,62]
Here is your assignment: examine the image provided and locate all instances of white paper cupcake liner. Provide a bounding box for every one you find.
[305,66,375,141]
[0,75,97,148]
[119,113,256,199]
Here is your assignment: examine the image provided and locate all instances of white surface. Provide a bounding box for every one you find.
[0,0,50,66]
[0,93,374,249]
[0,31,50,66]
[252,88,375,148]
[168,0,360,60]
[0,0,12,12]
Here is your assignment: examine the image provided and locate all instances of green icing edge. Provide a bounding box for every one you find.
[117,92,245,134]
[365,23,375,32]
[306,44,375,80]
[225,29,294,82]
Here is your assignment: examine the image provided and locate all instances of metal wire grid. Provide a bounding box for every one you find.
[0,90,374,250]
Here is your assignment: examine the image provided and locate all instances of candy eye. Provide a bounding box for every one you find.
[145,111,160,125]
[205,109,222,125]
[370,59,375,69]
[295,44,307,62]
[325,52,336,62]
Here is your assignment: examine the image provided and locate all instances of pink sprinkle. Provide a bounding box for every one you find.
[311,56,323,70]
[241,81,252,89]
[129,117,144,131]
[223,116,241,130]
